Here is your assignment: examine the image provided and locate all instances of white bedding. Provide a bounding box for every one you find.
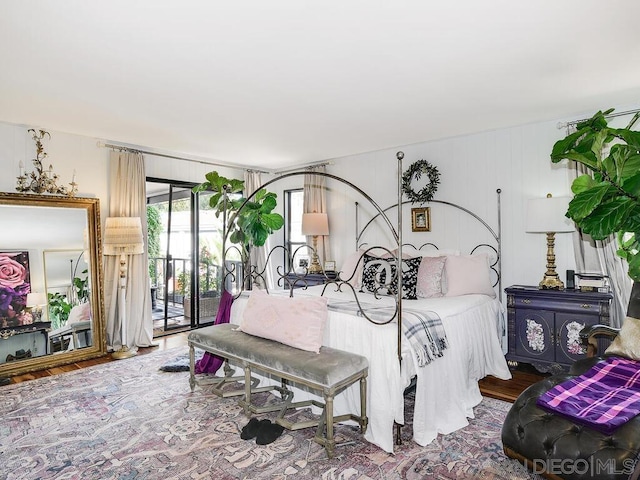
[229,285,511,453]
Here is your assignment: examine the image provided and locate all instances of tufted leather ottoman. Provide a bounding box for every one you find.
[502,358,640,480]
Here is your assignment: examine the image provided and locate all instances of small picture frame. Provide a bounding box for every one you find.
[324,260,336,272]
[411,207,431,232]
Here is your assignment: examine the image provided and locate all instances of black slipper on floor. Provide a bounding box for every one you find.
[240,418,261,440]
[256,420,285,445]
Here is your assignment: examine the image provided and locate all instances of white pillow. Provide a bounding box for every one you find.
[444,254,496,297]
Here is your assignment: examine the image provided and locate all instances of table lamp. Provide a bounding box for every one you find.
[301,212,329,274]
[526,194,574,289]
[26,292,47,322]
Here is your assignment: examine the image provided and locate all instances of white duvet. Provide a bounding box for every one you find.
[229,285,511,453]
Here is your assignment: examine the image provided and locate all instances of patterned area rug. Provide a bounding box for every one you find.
[0,347,538,479]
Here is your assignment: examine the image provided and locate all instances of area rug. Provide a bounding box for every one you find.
[0,347,538,480]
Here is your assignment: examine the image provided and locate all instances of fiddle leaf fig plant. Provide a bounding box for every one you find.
[550,108,640,281]
[193,171,284,250]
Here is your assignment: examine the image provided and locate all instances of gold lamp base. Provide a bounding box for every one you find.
[111,346,137,360]
[538,232,565,290]
[539,274,565,290]
[307,234,323,274]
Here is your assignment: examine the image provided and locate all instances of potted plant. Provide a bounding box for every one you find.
[550,108,640,315]
[193,172,284,249]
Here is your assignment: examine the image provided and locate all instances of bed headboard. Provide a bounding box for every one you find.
[354,189,502,300]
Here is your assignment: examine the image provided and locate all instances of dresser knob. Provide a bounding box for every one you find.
[581,304,591,309]
[522,299,531,304]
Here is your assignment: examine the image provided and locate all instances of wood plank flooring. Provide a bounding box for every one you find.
[6,331,545,403]
[6,332,190,384]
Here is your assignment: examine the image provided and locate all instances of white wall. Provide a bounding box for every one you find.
[324,118,579,293]
[2,104,637,299]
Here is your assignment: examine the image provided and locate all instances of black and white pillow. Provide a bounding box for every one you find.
[361,254,421,300]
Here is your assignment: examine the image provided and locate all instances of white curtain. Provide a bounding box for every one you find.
[105,150,154,350]
[303,166,331,265]
[244,170,273,289]
[568,128,631,327]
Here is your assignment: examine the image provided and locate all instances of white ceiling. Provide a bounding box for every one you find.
[2,1,640,171]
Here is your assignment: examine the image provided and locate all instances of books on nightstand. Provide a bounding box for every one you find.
[574,273,610,293]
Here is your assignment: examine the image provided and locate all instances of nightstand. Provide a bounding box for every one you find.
[283,272,337,289]
[505,285,612,374]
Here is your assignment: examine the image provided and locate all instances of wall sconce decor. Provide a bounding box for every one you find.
[16,129,78,196]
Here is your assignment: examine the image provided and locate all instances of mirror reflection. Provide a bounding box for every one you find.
[0,193,105,378]
[43,249,92,353]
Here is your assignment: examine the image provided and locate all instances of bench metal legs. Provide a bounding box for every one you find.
[188,342,369,459]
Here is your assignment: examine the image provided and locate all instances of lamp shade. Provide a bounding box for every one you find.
[526,195,574,233]
[103,216,145,255]
[26,292,47,307]
[301,212,329,236]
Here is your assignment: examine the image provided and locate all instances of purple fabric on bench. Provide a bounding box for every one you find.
[536,356,640,435]
[194,290,234,374]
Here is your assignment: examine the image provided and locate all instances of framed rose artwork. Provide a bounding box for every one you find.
[0,251,31,328]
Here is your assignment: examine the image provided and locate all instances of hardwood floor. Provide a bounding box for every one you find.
[478,365,547,403]
[6,332,190,384]
[6,331,546,403]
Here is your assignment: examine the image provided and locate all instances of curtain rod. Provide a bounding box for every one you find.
[557,108,640,130]
[274,160,333,175]
[97,141,271,174]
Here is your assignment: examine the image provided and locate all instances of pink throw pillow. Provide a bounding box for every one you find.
[444,254,496,297]
[339,250,365,287]
[239,290,328,353]
[416,256,446,298]
[68,302,91,323]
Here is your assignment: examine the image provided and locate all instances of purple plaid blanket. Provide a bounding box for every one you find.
[536,356,640,434]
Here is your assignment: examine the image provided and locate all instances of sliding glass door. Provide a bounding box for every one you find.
[146,179,223,336]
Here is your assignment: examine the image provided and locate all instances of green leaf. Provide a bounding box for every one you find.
[250,224,269,246]
[578,198,636,239]
[260,195,277,213]
[567,183,614,221]
[253,188,267,202]
[621,206,640,233]
[620,151,640,181]
[623,172,640,197]
[261,213,284,230]
[627,253,640,282]
[571,174,596,194]
[551,129,586,162]
[614,129,640,150]
[591,129,609,162]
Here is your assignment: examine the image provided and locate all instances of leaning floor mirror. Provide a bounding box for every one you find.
[0,193,106,378]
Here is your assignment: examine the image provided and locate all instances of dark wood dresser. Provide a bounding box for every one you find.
[505,285,612,373]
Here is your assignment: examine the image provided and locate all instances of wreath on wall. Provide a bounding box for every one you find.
[401,160,440,204]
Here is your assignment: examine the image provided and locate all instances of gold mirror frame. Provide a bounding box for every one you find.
[0,193,106,377]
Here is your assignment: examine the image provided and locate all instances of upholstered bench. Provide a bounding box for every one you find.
[188,323,369,458]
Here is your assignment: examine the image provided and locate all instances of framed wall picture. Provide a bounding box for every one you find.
[0,251,31,328]
[411,207,431,232]
[324,260,336,272]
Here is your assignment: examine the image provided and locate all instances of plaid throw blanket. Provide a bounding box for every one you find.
[537,356,640,434]
[326,299,448,367]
